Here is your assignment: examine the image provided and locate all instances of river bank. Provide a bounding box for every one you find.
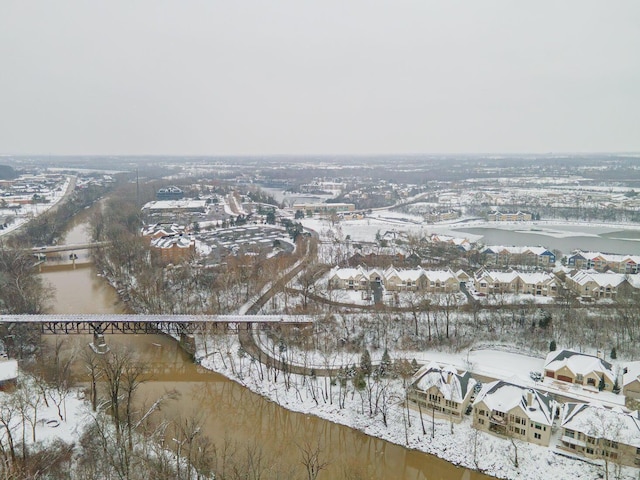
[38,208,485,478]
[39,200,633,479]
[195,332,635,480]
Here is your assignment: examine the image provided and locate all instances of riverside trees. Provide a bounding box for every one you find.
[91,185,300,315]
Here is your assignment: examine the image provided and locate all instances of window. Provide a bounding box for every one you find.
[534,433,541,440]
[565,430,575,439]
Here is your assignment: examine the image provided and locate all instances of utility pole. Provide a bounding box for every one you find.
[136,169,140,209]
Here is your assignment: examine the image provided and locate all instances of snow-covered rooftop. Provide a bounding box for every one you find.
[475,380,554,426]
[0,359,18,383]
[561,402,640,448]
[411,362,476,403]
[544,349,614,381]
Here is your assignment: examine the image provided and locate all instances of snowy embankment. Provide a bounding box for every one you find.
[0,385,91,451]
[196,335,636,480]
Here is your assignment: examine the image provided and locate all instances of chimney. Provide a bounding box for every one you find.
[596,350,604,360]
[447,372,453,384]
[526,389,533,407]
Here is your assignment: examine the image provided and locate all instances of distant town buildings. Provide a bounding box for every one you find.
[481,245,556,268]
[156,186,184,200]
[142,199,207,214]
[567,250,640,274]
[487,210,532,222]
[293,203,355,214]
[423,210,460,223]
[149,234,196,263]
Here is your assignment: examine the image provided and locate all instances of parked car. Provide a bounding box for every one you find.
[529,371,542,382]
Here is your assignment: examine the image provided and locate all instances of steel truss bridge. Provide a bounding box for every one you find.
[0,314,313,337]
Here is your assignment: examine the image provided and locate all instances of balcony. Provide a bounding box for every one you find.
[489,413,507,426]
[561,435,586,448]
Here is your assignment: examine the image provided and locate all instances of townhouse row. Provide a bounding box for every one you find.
[568,250,640,275]
[408,349,640,467]
[328,265,640,301]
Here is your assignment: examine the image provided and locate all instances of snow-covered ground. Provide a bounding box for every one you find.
[0,176,72,238]
[0,384,91,451]
[302,213,640,247]
[196,335,639,480]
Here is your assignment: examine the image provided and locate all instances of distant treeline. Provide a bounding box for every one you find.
[0,164,17,180]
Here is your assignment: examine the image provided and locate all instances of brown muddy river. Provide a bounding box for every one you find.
[39,211,490,479]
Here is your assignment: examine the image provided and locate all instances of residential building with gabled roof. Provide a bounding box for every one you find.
[560,402,640,467]
[383,266,427,291]
[473,380,555,446]
[481,245,555,268]
[564,270,628,300]
[544,349,616,392]
[422,270,460,293]
[567,250,640,274]
[487,210,532,222]
[327,266,369,290]
[328,267,461,293]
[622,361,640,400]
[429,233,473,251]
[141,223,185,243]
[517,272,559,297]
[150,234,195,263]
[474,270,520,295]
[407,362,476,423]
[156,186,184,200]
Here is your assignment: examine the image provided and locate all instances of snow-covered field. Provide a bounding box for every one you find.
[0,176,71,238]
[302,213,640,246]
[196,334,639,480]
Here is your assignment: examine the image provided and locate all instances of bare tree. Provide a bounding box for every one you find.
[298,440,329,480]
[80,346,101,412]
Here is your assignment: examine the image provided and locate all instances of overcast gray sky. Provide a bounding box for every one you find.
[1,1,638,156]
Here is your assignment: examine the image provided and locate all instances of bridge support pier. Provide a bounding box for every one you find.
[90,332,109,354]
[179,333,196,355]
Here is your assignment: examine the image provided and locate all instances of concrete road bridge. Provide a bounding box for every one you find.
[31,242,111,254]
